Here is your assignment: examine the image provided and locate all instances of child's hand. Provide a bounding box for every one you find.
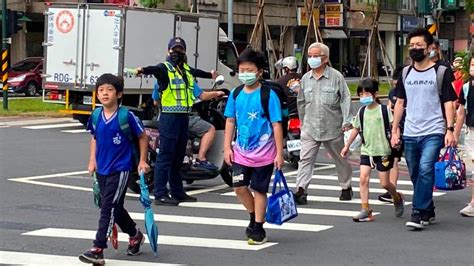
[224,147,234,166]
[88,160,97,175]
[138,160,150,174]
[340,146,349,158]
[274,153,284,170]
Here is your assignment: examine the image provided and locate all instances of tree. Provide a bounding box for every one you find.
[139,0,165,9]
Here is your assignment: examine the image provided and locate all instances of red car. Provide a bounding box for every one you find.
[7,57,43,96]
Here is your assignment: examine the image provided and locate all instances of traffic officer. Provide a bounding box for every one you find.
[132,37,224,205]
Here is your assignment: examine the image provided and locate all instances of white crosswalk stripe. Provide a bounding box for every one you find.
[0,251,179,266]
[23,228,278,251]
[22,122,83,129]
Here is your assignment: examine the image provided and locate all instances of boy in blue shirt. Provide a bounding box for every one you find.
[224,48,284,245]
[79,74,150,264]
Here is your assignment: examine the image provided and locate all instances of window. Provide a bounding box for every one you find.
[402,0,415,10]
[11,61,39,72]
[219,42,238,70]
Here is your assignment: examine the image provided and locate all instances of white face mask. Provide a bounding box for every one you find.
[307,57,322,69]
[238,72,258,86]
[429,50,437,59]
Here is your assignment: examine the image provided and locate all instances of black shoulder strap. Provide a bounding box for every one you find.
[381,104,392,142]
[436,65,447,96]
[232,84,245,100]
[401,65,413,86]
[359,106,366,145]
[260,84,271,120]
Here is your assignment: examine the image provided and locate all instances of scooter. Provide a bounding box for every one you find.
[285,113,301,169]
[127,75,232,194]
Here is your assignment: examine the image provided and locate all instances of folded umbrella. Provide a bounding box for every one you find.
[92,172,101,208]
[139,171,159,256]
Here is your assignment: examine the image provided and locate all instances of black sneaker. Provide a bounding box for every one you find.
[248,227,267,245]
[172,193,197,203]
[127,229,145,256]
[293,187,308,205]
[406,213,424,230]
[378,192,393,203]
[421,211,436,225]
[339,187,353,201]
[245,225,253,238]
[155,195,180,206]
[79,247,105,264]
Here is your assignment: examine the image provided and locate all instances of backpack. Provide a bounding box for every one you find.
[91,106,139,164]
[232,80,289,136]
[401,64,447,97]
[358,105,396,150]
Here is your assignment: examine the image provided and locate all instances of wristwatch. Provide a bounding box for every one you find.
[447,126,455,132]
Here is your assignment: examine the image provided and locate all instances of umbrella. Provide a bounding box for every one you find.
[92,172,101,208]
[139,171,159,256]
[93,172,119,251]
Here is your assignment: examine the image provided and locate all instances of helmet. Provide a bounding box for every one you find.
[281,56,298,70]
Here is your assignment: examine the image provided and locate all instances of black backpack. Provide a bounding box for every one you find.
[232,79,289,136]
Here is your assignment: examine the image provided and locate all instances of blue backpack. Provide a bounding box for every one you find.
[90,106,139,164]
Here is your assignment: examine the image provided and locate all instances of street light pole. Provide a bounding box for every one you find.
[1,0,9,110]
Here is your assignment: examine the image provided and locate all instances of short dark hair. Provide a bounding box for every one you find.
[433,40,440,48]
[408,27,434,46]
[237,48,266,70]
[392,66,403,81]
[95,74,124,93]
[357,78,379,96]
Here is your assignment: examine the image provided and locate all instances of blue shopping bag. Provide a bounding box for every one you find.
[435,147,467,191]
[265,170,298,225]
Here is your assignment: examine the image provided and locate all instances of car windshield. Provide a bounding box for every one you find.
[11,61,39,72]
[219,42,238,70]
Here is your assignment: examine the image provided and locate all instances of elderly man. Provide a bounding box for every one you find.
[294,42,353,205]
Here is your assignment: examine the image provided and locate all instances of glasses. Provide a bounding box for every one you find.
[307,55,325,58]
[408,44,427,49]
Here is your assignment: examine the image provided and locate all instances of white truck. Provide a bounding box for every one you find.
[42,3,239,123]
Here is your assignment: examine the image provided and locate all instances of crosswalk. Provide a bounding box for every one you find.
[5,167,450,265]
[0,118,90,134]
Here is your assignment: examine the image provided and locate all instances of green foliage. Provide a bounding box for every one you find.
[139,0,164,9]
[0,98,64,117]
[455,50,471,82]
[174,3,188,12]
[466,0,474,12]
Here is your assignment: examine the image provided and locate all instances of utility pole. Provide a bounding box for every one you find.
[2,0,9,109]
[227,0,233,41]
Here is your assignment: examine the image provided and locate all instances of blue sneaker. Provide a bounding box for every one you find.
[194,159,218,170]
[79,247,104,264]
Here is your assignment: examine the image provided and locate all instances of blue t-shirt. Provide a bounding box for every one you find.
[224,87,282,167]
[152,80,202,101]
[87,109,145,175]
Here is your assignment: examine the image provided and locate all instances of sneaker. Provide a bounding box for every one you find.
[394,192,405,217]
[378,192,393,203]
[406,213,424,230]
[155,195,180,206]
[79,247,105,264]
[193,159,218,170]
[293,187,307,205]
[248,227,267,245]
[339,187,353,201]
[352,208,374,222]
[245,225,253,238]
[460,203,474,217]
[127,229,145,256]
[421,211,436,225]
[172,193,197,203]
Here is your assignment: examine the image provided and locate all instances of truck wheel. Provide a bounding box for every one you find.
[220,162,233,187]
[128,171,155,194]
[25,82,38,96]
[73,114,90,126]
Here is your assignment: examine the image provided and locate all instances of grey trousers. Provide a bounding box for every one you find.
[295,131,352,190]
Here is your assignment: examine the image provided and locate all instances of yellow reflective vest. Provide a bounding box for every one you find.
[161,62,195,113]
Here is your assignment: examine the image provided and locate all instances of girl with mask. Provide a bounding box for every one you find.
[341,78,405,222]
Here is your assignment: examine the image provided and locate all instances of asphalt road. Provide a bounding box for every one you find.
[0,117,472,266]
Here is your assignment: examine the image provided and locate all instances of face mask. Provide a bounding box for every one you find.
[409,48,427,62]
[360,96,374,106]
[307,57,322,69]
[429,50,437,59]
[238,72,258,86]
[170,51,186,65]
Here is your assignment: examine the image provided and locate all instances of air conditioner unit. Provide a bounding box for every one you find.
[445,15,455,23]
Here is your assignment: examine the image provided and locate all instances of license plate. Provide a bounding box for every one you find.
[287,139,301,152]
[83,96,93,104]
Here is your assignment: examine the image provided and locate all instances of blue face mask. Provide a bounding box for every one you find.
[360,96,374,106]
[307,57,322,69]
[238,72,258,86]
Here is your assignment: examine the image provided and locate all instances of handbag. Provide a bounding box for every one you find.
[265,170,298,225]
[435,147,467,190]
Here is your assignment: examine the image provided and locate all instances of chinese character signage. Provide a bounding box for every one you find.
[324,4,343,27]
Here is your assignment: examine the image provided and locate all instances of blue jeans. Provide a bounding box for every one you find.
[403,134,444,216]
[154,113,189,199]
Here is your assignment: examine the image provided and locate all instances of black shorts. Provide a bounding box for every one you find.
[360,155,394,172]
[231,162,274,193]
[391,141,404,160]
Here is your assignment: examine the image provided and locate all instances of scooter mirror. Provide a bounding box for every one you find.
[215,75,225,86]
